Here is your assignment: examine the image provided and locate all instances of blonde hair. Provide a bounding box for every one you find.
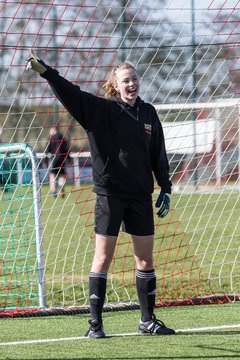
[103,62,137,98]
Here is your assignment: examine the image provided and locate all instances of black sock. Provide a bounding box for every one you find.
[89,272,107,323]
[136,269,156,322]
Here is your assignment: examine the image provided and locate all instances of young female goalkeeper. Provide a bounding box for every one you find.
[27,51,175,338]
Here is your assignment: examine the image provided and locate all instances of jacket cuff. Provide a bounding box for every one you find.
[160,184,172,194]
[40,65,59,80]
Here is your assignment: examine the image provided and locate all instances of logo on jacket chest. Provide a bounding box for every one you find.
[144,124,152,135]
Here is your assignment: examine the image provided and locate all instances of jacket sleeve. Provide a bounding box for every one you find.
[150,111,172,194]
[40,66,105,130]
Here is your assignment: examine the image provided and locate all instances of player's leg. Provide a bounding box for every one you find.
[86,234,117,338]
[58,172,67,198]
[86,195,125,338]
[132,234,156,320]
[125,197,175,335]
[49,172,57,197]
[122,196,156,324]
[132,234,175,335]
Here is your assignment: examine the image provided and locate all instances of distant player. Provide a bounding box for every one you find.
[46,126,69,198]
[27,51,175,337]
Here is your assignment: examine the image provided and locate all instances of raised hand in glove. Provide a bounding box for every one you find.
[155,191,171,218]
[26,50,47,74]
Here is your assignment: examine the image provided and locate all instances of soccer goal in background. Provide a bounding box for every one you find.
[0,1,240,317]
[0,143,46,310]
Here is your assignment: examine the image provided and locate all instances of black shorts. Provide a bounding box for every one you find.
[49,157,67,175]
[49,167,66,176]
[94,194,154,237]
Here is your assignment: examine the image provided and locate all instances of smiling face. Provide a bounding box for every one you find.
[114,67,140,106]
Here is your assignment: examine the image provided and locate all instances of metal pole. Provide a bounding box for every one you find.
[52,5,59,124]
[191,0,197,101]
[214,108,221,186]
[120,0,127,62]
[191,0,198,186]
[25,144,46,308]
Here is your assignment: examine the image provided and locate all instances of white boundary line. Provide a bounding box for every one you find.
[1,324,240,346]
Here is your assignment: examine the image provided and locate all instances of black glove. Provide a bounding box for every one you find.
[155,191,171,218]
[26,50,47,74]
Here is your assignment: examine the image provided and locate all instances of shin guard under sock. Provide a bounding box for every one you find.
[89,272,107,323]
[136,269,156,322]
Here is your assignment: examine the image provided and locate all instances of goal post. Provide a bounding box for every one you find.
[155,98,240,190]
[0,143,46,311]
[154,100,240,304]
[1,98,240,317]
[1,1,240,317]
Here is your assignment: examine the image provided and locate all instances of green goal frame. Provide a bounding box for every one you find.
[0,143,46,310]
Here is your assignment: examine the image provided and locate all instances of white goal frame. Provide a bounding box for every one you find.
[154,98,240,190]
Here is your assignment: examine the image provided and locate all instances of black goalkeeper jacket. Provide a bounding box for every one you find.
[41,66,172,198]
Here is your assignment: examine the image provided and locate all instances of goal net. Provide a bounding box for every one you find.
[0,0,240,316]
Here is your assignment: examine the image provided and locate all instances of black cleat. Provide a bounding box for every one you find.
[85,319,106,339]
[138,315,175,335]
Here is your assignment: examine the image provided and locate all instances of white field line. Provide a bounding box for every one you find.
[1,324,240,346]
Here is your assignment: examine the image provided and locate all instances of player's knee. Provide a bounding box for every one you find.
[92,254,111,272]
[58,177,66,187]
[135,256,153,270]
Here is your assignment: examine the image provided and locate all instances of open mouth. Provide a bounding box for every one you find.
[128,88,137,95]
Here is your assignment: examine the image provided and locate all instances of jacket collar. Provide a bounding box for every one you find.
[109,96,144,109]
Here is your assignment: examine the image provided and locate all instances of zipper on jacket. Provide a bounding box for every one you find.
[137,106,140,135]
